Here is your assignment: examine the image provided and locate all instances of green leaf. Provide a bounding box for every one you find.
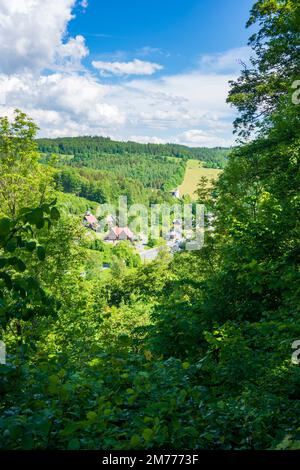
[49,374,60,385]
[130,434,141,447]
[0,272,12,288]
[36,246,46,261]
[26,241,36,252]
[26,208,43,226]
[6,239,17,253]
[0,217,11,237]
[35,218,45,229]
[86,411,97,422]
[142,428,153,442]
[50,207,60,221]
[10,257,26,272]
[67,438,80,450]
[22,435,34,450]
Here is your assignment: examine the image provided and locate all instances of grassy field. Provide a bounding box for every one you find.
[178,159,222,200]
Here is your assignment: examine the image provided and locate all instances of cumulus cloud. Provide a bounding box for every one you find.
[106,69,235,140]
[105,49,246,145]
[0,0,126,135]
[128,135,169,144]
[127,129,234,148]
[92,59,163,76]
[0,0,87,74]
[0,72,124,136]
[0,1,243,146]
[178,129,233,147]
[57,35,89,67]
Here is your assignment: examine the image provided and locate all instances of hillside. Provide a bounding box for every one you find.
[38,136,230,169]
[38,137,229,206]
[54,166,151,205]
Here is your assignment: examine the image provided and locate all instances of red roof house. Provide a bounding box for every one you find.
[83,212,99,230]
[105,226,134,242]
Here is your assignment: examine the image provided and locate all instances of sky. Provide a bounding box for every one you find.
[0,0,255,147]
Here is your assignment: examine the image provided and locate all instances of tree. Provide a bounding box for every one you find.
[227,0,300,139]
[0,201,60,361]
[0,109,55,217]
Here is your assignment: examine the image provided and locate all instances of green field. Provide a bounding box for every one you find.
[179,159,222,200]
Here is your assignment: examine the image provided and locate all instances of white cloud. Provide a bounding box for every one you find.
[198,46,252,74]
[58,35,89,61]
[0,73,124,136]
[127,128,234,148]
[0,0,243,146]
[178,129,233,147]
[128,135,169,144]
[0,0,125,135]
[0,0,86,74]
[103,48,247,145]
[104,69,236,143]
[135,46,164,57]
[92,59,163,76]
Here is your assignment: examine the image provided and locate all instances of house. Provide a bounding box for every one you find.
[173,218,182,227]
[105,226,134,243]
[167,229,182,241]
[106,214,116,227]
[83,211,99,231]
[171,188,180,199]
[96,214,116,232]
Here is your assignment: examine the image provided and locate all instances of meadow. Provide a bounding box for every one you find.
[178,159,222,200]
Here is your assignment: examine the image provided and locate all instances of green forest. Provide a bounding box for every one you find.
[39,137,192,205]
[38,136,229,169]
[0,0,300,451]
[38,136,228,205]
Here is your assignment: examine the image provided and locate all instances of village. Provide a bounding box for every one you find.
[81,183,216,268]
[83,209,185,263]
[81,188,191,264]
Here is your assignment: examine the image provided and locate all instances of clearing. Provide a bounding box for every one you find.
[178,159,222,200]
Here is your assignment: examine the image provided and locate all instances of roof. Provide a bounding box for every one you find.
[85,214,98,225]
[110,226,134,239]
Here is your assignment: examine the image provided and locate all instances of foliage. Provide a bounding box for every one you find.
[0,110,55,217]
[227,0,300,138]
[38,136,229,169]
[55,166,150,205]
[0,201,60,330]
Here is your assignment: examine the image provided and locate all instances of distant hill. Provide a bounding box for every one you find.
[37,136,230,169]
[38,136,230,207]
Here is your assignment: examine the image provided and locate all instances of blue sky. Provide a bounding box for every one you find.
[0,0,255,146]
[71,0,254,75]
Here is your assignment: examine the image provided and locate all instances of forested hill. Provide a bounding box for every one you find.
[37,136,230,169]
[38,136,191,205]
